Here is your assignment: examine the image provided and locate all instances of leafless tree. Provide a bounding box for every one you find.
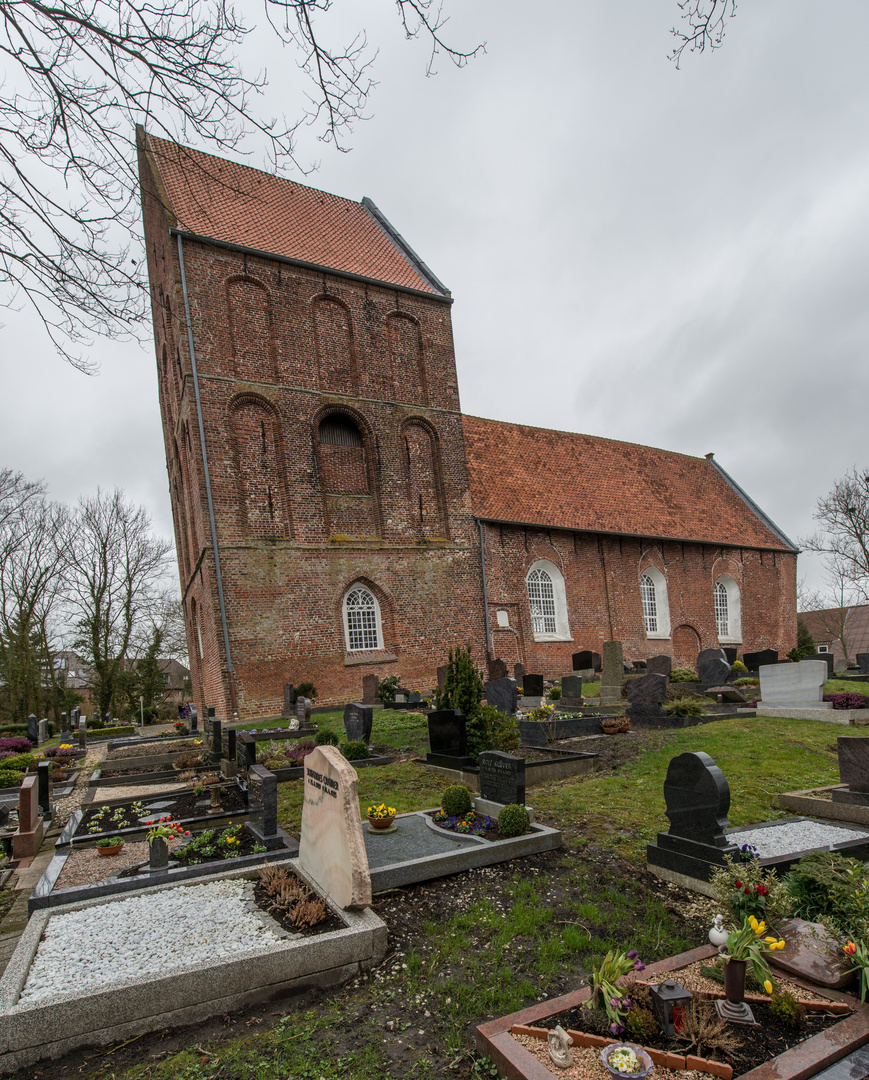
[0,472,69,721]
[670,0,737,67]
[66,488,173,720]
[0,1,482,369]
[802,468,869,605]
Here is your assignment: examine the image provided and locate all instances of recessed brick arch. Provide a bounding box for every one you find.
[672,624,701,667]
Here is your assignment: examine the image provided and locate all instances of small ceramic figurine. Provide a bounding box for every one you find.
[547,1025,573,1069]
[709,913,729,952]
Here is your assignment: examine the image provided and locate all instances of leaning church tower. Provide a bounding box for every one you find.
[137,131,485,716]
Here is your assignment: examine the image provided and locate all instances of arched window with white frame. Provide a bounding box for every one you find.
[343,583,383,652]
[714,575,742,642]
[525,560,572,642]
[640,567,671,639]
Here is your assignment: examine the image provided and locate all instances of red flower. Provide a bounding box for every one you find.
[756,884,769,895]
[743,886,751,895]
[844,942,857,956]
[184,830,190,835]
[734,881,742,888]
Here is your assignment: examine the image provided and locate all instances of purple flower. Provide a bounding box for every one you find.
[634,961,645,971]
[627,949,638,959]
[610,998,621,1008]
[622,999,632,1009]
[609,1023,625,1036]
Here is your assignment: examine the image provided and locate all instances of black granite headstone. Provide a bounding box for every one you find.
[722,648,738,665]
[573,650,593,671]
[210,720,222,762]
[362,673,380,705]
[37,760,52,820]
[78,719,87,750]
[523,674,544,697]
[832,736,869,806]
[239,733,257,769]
[625,673,668,710]
[283,683,296,716]
[104,711,111,726]
[60,712,68,734]
[189,705,198,732]
[478,751,526,806]
[646,655,672,679]
[663,751,732,846]
[485,677,517,715]
[149,836,169,871]
[743,649,778,672]
[26,714,38,743]
[427,710,468,762]
[248,765,278,837]
[513,663,525,682]
[856,654,869,676]
[436,665,447,689]
[697,648,731,685]
[408,691,422,704]
[344,702,373,743]
[226,729,237,761]
[560,675,584,703]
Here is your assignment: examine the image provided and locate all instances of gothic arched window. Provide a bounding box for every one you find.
[525,560,571,641]
[343,584,382,652]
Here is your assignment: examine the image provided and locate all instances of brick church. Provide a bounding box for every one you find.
[138,131,798,716]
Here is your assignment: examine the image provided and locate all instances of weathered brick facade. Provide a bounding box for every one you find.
[138,133,798,715]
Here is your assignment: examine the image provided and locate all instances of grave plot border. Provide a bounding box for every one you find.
[476,943,869,1080]
[264,755,392,783]
[30,828,298,912]
[421,752,597,792]
[779,786,869,828]
[3,863,386,1074]
[755,706,869,724]
[368,811,561,892]
[87,766,181,788]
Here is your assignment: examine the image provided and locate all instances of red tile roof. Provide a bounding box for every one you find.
[462,415,794,551]
[144,135,441,294]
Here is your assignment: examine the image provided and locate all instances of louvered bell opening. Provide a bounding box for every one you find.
[320,416,362,447]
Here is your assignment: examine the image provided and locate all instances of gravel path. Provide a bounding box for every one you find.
[728,821,869,858]
[18,879,284,1003]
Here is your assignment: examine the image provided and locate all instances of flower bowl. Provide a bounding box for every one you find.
[368,814,395,830]
[600,1043,654,1080]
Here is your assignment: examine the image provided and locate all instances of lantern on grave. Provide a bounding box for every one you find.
[649,981,693,1036]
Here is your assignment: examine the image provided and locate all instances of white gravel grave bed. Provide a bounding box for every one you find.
[18,879,284,1004]
[728,820,869,859]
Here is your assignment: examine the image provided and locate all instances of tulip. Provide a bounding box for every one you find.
[764,980,773,994]
[844,942,858,956]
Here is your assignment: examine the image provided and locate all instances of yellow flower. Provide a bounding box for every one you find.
[765,936,777,945]
[748,916,758,931]
[764,980,773,994]
[754,920,766,936]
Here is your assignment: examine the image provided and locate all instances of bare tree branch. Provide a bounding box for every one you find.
[801,467,869,605]
[670,0,737,68]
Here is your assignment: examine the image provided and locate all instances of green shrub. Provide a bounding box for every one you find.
[441,785,472,817]
[624,1006,658,1042]
[0,770,24,789]
[86,725,134,738]
[785,851,869,941]
[316,729,340,746]
[730,660,748,675]
[378,674,400,704]
[733,676,760,688]
[89,714,105,729]
[769,990,805,1028]
[433,646,484,719]
[547,683,562,700]
[664,698,705,718]
[498,803,531,837]
[341,740,369,761]
[295,682,318,701]
[709,854,795,925]
[670,668,701,682]
[0,753,33,771]
[0,725,29,738]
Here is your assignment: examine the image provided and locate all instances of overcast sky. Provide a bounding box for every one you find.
[3,1,868,604]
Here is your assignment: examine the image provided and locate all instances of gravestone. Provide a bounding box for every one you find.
[189,705,198,732]
[362,674,380,705]
[487,658,508,681]
[26,714,38,743]
[625,673,668,713]
[706,685,747,704]
[600,641,625,703]
[104,711,111,726]
[646,751,738,883]
[282,683,296,716]
[478,751,526,806]
[60,712,68,734]
[573,650,601,672]
[832,736,869,806]
[344,703,373,744]
[37,760,52,820]
[407,691,422,704]
[759,660,829,708]
[815,652,835,678]
[299,745,371,908]
[523,674,544,697]
[426,710,472,766]
[239,733,257,770]
[560,674,585,706]
[248,765,278,839]
[149,836,169,871]
[37,719,47,745]
[222,729,238,778]
[210,719,223,762]
[722,647,738,665]
[436,665,447,689]
[744,649,778,672]
[697,648,731,686]
[513,663,525,682]
[856,654,869,676]
[12,775,44,859]
[78,720,87,750]
[646,655,673,679]
[485,677,517,716]
[769,919,858,989]
[296,697,312,726]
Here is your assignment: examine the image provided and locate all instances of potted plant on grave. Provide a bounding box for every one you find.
[601,717,621,735]
[367,803,396,830]
[720,915,785,1012]
[96,834,125,857]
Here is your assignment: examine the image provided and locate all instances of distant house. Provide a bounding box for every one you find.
[52,651,93,692]
[156,658,191,704]
[53,651,191,707]
[799,605,869,668]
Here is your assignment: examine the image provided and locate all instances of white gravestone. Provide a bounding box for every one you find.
[299,745,371,909]
[759,660,831,708]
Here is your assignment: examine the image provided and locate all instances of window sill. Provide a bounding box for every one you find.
[343,650,398,667]
[645,633,671,641]
[718,638,742,645]
[531,634,574,644]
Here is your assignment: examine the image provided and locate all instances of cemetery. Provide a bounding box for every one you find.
[2,652,869,1080]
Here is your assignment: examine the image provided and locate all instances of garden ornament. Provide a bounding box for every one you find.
[709,914,729,952]
[547,1025,573,1068]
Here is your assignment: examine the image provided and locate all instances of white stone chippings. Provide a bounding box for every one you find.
[728,821,869,859]
[18,880,283,1004]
